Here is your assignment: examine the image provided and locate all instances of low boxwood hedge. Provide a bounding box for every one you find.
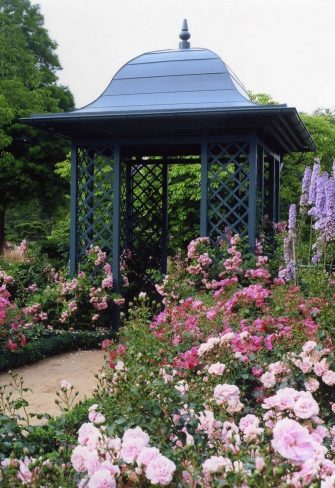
[0,330,114,372]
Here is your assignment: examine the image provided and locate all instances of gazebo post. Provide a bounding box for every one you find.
[161,161,168,274]
[69,142,78,276]
[112,143,121,331]
[248,133,258,251]
[200,136,208,237]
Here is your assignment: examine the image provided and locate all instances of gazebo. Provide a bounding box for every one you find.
[24,20,315,296]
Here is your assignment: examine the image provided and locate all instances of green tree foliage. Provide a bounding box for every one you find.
[0,0,74,250]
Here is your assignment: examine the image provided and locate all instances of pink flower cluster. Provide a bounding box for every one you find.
[71,410,176,487]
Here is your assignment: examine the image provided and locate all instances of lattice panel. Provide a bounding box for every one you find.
[128,161,165,273]
[207,141,250,240]
[77,145,114,259]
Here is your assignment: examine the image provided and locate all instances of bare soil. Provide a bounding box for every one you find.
[0,350,106,421]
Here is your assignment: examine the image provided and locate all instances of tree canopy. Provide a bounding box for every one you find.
[0,0,74,249]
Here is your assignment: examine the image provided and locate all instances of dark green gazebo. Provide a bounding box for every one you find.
[23,20,315,301]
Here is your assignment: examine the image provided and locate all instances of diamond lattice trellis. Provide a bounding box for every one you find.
[128,161,165,272]
[77,145,115,259]
[207,141,250,240]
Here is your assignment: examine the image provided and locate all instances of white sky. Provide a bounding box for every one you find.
[32,0,335,114]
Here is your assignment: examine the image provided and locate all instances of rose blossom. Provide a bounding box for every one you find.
[322,370,335,386]
[304,378,320,393]
[78,423,101,450]
[137,447,160,467]
[260,371,276,388]
[71,445,95,473]
[145,454,176,486]
[202,456,233,474]
[239,414,260,432]
[121,427,150,463]
[87,469,116,488]
[271,418,315,464]
[214,384,240,405]
[208,362,226,376]
[293,392,319,419]
[313,358,329,376]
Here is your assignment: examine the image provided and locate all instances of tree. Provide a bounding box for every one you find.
[0,0,74,250]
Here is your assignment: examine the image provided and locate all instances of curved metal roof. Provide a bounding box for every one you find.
[75,48,255,114]
[22,20,316,153]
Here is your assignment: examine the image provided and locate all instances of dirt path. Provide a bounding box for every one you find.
[0,350,106,421]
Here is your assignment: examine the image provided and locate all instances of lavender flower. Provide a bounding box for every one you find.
[288,204,296,234]
[313,173,328,230]
[308,159,321,206]
[299,167,312,210]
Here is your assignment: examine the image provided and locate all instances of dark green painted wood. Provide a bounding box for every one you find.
[112,144,121,291]
[248,134,257,251]
[69,143,78,276]
[200,137,208,236]
[161,161,168,274]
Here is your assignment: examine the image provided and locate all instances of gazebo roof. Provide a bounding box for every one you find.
[23,20,315,153]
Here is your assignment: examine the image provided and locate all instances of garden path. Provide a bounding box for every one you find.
[0,350,105,423]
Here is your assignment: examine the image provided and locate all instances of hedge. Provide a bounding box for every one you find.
[0,330,114,372]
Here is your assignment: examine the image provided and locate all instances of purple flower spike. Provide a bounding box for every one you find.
[308,159,321,206]
[288,204,296,234]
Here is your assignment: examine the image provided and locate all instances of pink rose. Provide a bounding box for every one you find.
[214,384,240,405]
[137,447,160,467]
[202,456,233,474]
[304,378,320,393]
[293,392,319,419]
[268,362,283,375]
[71,445,92,473]
[271,418,315,464]
[239,414,260,432]
[78,423,101,450]
[121,427,150,463]
[322,370,335,386]
[87,469,116,488]
[208,362,226,376]
[145,454,176,486]
[302,341,317,353]
[313,359,329,377]
[260,372,276,388]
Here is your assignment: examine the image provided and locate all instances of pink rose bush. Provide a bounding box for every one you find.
[69,410,176,487]
[1,230,335,487]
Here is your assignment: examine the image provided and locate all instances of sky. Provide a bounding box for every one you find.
[32,0,335,114]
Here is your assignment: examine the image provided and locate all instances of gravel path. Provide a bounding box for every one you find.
[0,350,106,421]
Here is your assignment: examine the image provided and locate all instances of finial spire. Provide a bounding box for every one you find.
[179,19,191,49]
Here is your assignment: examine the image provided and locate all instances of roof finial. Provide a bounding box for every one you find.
[179,19,191,49]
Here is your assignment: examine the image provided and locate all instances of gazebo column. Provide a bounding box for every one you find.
[274,157,281,222]
[112,144,121,331]
[161,161,168,274]
[69,142,78,276]
[200,137,208,237]
[248,133,258,251]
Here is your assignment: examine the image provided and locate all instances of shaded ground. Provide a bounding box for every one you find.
[0,350,106,421]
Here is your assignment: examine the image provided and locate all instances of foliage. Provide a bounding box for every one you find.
[0,0,74,249]
[0,330,114,372]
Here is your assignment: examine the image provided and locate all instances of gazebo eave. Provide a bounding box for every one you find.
[22,105,316,154]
